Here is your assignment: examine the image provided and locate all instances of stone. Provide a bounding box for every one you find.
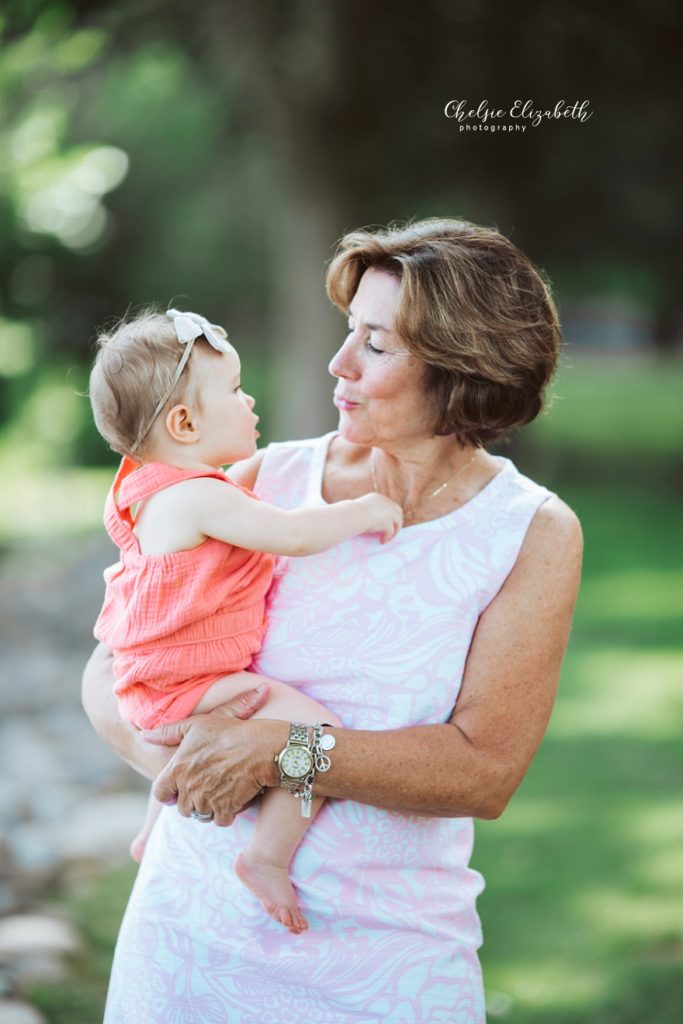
[26,782,89,824]
[0,883,18,918]
[0,533,147,927]
[0,915,80,959]
[0,964,16,996]
[0,790,23,835]
[5,822,62,876]
[0,534,114,653]
[0,1001,47,1024]
[0,720,71,791]
[0,915,81,988]
[54,792,148,863]
[7,952,67,987]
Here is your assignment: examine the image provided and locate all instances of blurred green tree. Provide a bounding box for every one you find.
[0,0,680,453]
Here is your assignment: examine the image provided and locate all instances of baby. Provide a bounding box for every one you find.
[89,308,402,934]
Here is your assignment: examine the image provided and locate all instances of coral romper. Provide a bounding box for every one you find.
[94,457,275,730]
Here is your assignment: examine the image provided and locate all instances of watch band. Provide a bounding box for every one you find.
[276,722,336,819]
[289,722,309,746]
[276,723,313,805]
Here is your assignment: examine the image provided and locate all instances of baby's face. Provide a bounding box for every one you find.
[192,345,259,466]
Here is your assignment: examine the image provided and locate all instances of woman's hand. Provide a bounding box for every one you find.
[144,714,288,826]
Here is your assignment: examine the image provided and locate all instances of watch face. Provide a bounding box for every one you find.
[280,745,313,780]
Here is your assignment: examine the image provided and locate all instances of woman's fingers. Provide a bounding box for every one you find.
[219,680,271,719]
[141,721,188,746]
[174,788,196,818]
[153,760,181,805]
[142,682,270,750]
[150,713,273,822]
[213,810,235,827]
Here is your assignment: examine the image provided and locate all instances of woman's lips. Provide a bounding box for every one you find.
[334,395,361,410]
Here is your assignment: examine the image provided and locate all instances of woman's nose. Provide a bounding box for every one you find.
[328,335,359,379]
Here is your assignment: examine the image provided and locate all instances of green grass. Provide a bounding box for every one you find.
[528,356,683,460]
[25,865,137,1024]
[476,482,683,1023]
[0,463,113,542]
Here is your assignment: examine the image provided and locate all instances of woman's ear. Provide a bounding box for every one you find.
[164,404,200,445]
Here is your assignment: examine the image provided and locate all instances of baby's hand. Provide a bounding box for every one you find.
[357,492,403,543]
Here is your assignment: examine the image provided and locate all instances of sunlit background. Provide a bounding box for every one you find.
[0,2,681,1022]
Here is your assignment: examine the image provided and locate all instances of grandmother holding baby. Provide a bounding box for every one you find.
[83,218,582,1024]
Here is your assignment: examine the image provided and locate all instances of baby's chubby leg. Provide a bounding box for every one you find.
[193,672,341,934]
[129,788,162,863]
[129,673,262,865]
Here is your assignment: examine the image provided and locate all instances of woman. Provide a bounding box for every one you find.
[83,218,582,1023]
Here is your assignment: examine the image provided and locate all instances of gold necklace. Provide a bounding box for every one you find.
[370,447,480,520]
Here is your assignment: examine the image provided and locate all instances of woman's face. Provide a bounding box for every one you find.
[329,268,431,448]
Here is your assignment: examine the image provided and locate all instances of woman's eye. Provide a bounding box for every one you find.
[365,340,383,354]
[345,325,383,354]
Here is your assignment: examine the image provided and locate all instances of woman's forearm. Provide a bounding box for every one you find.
[264,721,509,820]
[81,643,172,781]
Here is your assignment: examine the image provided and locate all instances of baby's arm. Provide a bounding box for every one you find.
[181,477,402,555]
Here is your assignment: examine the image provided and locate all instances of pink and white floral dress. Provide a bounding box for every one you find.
[104,432,553,1024]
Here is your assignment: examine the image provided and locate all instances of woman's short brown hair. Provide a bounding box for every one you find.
[326,218,562,447]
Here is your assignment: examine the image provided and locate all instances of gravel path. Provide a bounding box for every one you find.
[0,534,148,1015]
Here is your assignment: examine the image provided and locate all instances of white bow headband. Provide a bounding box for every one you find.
[134,308,232,452]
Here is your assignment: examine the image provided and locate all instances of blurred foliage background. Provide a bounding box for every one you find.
[1,1,682,1022]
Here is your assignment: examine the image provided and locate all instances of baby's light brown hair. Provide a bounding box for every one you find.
[89,308,227,458]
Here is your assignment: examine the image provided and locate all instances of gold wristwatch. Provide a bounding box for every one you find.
[275,722,313,795]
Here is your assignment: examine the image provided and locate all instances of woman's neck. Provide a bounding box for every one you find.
[367,436,495,523]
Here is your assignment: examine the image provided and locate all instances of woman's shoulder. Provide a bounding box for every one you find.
[515,493,583,584]
[497,457,582,552]
[229,434,333,500]
[529,494,583,548]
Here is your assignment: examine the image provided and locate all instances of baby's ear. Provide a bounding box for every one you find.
[165,404,199,444]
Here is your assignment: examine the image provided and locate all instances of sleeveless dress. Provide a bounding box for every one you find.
[94,457,275,729]
[104,433,553,1024]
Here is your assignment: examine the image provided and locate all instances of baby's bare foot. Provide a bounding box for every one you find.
[129,831,148,864]
[235,851,308,935]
